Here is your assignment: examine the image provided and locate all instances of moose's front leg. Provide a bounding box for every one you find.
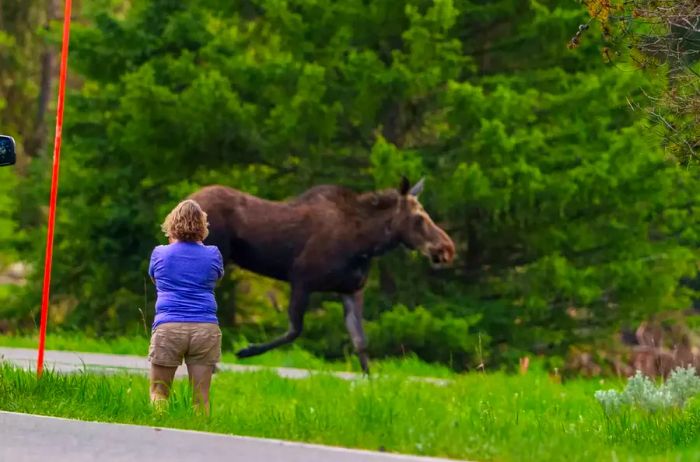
[236,285,310,358]
[342,291,370,375]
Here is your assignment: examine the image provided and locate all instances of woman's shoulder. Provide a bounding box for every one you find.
[151,244,167,255]
[205,244,222,256]
[149,245,166,269]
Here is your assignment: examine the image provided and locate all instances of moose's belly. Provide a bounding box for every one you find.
[308,259,371,294]
[228,238,295,282]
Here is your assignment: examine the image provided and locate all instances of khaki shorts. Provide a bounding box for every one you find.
[148,322,222,367]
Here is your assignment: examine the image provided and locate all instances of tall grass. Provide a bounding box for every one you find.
[2,364,700,461]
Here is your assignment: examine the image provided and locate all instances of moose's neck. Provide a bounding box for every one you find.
[340,190,404,262]
[351,211,401,260]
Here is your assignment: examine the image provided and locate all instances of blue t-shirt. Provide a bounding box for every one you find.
[148,242,224,329]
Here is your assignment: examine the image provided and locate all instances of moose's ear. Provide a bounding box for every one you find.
[399,176,411,195]
[409,177,425,197]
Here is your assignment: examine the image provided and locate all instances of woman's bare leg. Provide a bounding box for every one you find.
[187,364,214,415]
[150,364,178,406]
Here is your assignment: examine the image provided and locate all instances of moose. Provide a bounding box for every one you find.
[188,177,455,374]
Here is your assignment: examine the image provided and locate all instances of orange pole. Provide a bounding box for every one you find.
[37,0,72,377]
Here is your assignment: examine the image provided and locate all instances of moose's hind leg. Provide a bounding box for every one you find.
[342,291,370,375]
[236,285,309,358]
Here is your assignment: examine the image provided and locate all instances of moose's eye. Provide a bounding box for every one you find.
[413,215,425,229]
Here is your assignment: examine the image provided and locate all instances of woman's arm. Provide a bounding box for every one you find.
[213,247,225,281]
[148,247,160,285]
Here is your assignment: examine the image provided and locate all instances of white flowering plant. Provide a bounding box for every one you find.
[595,366,700,415]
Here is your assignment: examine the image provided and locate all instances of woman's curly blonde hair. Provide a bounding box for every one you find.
[161,199,209,242]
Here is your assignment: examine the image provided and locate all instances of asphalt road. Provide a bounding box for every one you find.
[0,411,464,462]
[0,346,448,384]
[0,346,358,379]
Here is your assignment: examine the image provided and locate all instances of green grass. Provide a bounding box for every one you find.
[0,332,455,378]
[2,364,700,461]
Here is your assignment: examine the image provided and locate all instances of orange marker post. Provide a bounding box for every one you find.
[37,0,73,377]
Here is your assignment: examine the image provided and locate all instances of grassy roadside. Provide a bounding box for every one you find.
[2,364,699,462]
[0,332,456,378]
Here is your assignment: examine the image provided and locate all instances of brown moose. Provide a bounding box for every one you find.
[189,177,455,374]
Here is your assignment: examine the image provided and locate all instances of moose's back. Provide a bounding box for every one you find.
[189,185,323,281]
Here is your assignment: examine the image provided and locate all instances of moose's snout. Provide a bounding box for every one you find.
[428,245,454,267]
[427,231,456,268]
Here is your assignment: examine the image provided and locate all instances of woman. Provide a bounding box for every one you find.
[148,199,224,414]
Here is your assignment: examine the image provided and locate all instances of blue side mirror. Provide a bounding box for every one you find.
[0,135,16,167]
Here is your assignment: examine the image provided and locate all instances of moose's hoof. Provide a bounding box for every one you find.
[236,345,260,358]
